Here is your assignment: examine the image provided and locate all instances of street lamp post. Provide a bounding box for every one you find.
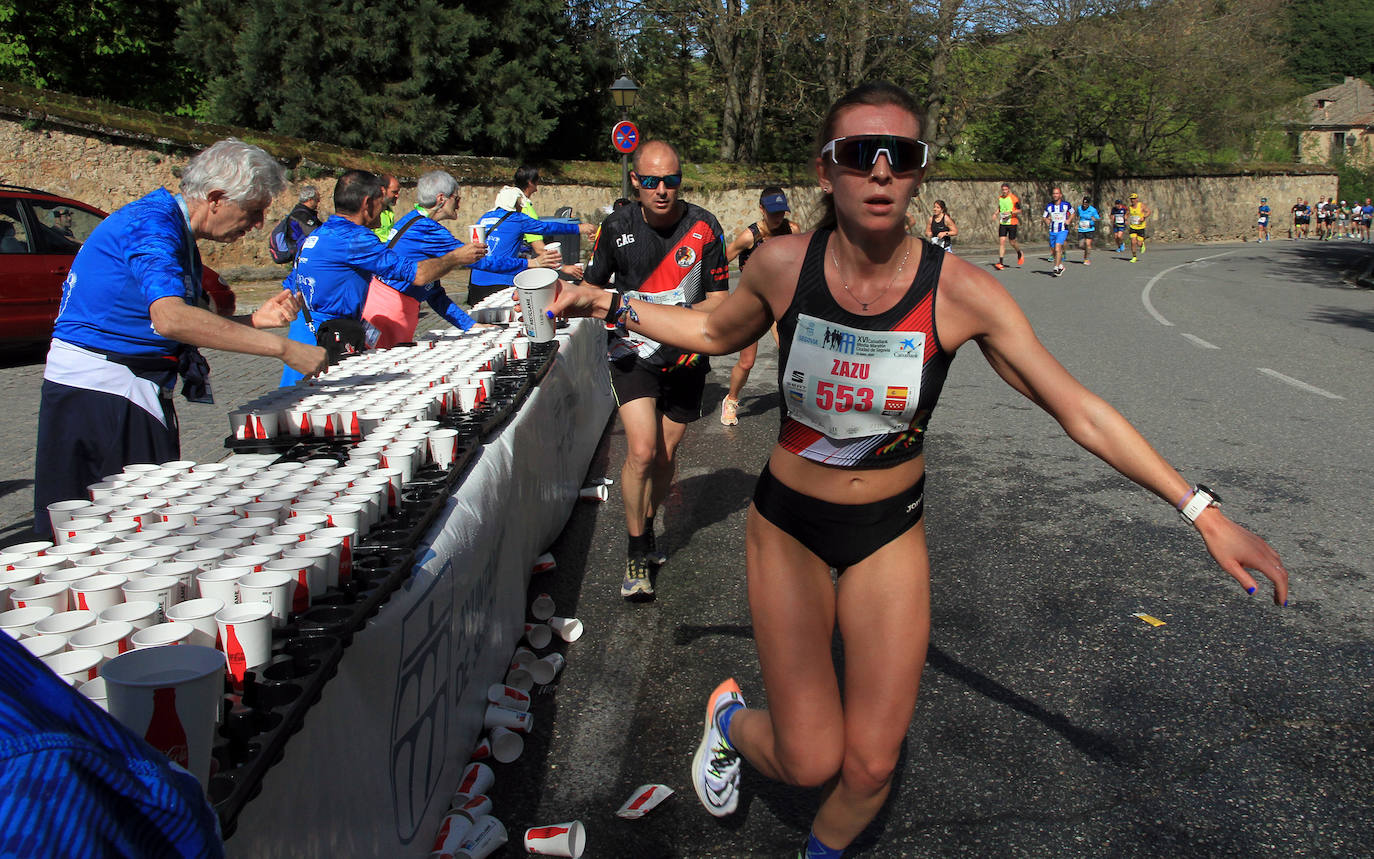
[610,75,640,200]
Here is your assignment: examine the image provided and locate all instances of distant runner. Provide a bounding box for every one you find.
[1042,187,1073,276]
[1110,199,1128,252]
[1256,198,1271,243]
[1127,193,1150,262]
[994,183,1024,270]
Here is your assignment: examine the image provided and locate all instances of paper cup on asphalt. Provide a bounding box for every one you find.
[0,606,55,638]
[165,598,224,648]
[529,652,566,685]
[216,602,273,686]
[489,727,524,764]
[548,616,583,643]
[484,704,534,734]
[470,735,493,760]
[523,622,552,650]
[430,812,475,855]
[615,784,675,819]
[530,552,556,574]
[448,792,493,820]
[505,665,534,692]
[68,620,135,664]
[511,646,537,668]
[455,761,495,797]
[131,621,196,649]
[514,267,559,342]
[98,600,160,631]
[486,683,532,712]
[530,593,555,621]
[578,484,608,502]
[523,821,585,858]
[33,609,97,644]
[11,580,71,613]
[41,648,103,685]
[102,644,224,787]
[20,633,69,659]
[121,575,180,622]
[236,571,295,626]
[453,814,507,859]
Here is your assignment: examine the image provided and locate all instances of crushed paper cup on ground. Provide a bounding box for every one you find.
[616,784,675,819]
[486,683,531,712]
[530,552,556,574]
[577,484,608,503]
[548,616,583,643]
[469,736,493,760]
[528,652,565,685]
[530,593,555,621]
[523,820,586,858]
[454,814,507,859]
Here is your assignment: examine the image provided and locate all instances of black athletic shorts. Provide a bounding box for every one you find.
[998,224,1019,239]
[752,464,925,571]
[609,355,708,424]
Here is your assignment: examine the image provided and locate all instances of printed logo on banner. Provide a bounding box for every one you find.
[389,556,456,842]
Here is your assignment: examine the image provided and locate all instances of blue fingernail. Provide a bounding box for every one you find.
[1247,586,1256,594]
[545,311,554,319]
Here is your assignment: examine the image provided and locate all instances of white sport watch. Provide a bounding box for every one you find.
[1179,484,1221,524]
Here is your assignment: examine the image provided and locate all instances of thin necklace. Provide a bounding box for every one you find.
[831,238,912,311]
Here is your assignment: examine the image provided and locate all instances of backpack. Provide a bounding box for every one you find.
[268,214,308,264]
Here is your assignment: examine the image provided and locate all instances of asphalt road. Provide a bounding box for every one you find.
[1,239,1371,857]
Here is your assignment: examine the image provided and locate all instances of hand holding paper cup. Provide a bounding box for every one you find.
[513,268,560,342]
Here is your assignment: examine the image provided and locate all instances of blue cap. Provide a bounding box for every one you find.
[760,190,789,213]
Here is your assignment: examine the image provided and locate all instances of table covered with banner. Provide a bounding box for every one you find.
[224,317,613,856]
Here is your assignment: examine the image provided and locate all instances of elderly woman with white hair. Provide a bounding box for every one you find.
[33,138,328,540]
[362,169,487,347]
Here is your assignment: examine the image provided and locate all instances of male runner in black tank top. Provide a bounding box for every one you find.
[720,187,794,426]
[582,141,730,601]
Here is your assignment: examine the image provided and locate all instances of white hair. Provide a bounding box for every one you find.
[180,138,287,204]
[416,170,458,209]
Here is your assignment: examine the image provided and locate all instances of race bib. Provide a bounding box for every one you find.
[781,314,924,439]
[1078,219,1093,231]
[623,285,690,361]
[1049,211,1067,228]
[1130,215,1143,226]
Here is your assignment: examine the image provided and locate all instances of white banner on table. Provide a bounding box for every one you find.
[229,320,613,857]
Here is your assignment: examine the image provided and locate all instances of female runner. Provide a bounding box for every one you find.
[549,81,1288,858]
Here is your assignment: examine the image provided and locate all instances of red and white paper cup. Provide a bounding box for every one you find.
[522,821,586,858]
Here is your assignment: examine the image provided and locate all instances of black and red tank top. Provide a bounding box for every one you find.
[775,230,954,469]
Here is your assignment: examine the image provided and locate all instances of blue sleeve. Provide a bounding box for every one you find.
[125,211,193,308]
[383,219,460,290]
[506,212,581,236]
[469,254,531,276]
[350,229,417,286]
[421,284,474,331]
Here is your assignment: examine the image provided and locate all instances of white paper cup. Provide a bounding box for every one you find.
[121,575,180,622]
[174,549,225,573]
[523,622,552,650]
[41,648,103,685]
[381,446,417,482]
[548,616,584,643]
[528,652,566,685]
[454,814,508,859]
[68,620,135,663]
[428,429,460,469]
[40,566,92,588]
[483,726,521,764]
[156,561,200,604]
[102,557,158,579]
[55,517,105,545]
[264,558,315,614]
[514,267,560,342]
[249,410,279,440]
[295,540,341,590]
[98,600,161,631]
[578,484,609,502]
[236,571,295,626]
[530,552,556,574]
[47,499,95,534]
[484,703,534,733]
[511,647,537,668]
[455,761,495,798]
[448,792,493,820]
[467,223,485,244]
[544,241,562,259]
[33,609,97,644]
[0,605,55,638]
[78,676,109,712]
[216,602,273,686]
[486,683,532,712]
[13,554,72,579]
[430,813,475,855]
[102,644,225,787]
[523,821,586,858]
[11,580,71,613]
[165,598,225,648]
[315,527,356,583]
[131,621,196,649]
[7,540,54,557]
[530,593,555,621]
[20,633,69,659]
[197,568,248,606]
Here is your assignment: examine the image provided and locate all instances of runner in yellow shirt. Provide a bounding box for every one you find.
[1127,192,1151,262]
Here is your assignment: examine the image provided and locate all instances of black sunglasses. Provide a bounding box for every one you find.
[821,135,928,174]
[636,173,682,190]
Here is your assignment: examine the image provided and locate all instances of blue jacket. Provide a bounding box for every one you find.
[468,209,580,288]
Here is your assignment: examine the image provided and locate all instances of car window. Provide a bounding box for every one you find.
[29,199,94,254]
[0,198,30,253]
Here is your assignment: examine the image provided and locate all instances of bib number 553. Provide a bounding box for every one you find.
[816,381,873,412]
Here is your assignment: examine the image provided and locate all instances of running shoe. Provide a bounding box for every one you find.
[692,678,745,817]
[720,395,740,427]
[1117,245,1125,253]
[621,555,654,601]
[645,529,667,566]
[1083,259,1091,266]
[1016,253,1024,266]
[1053,266,1064,277]
[1129,256,1138,263]
[994,262,1006,270]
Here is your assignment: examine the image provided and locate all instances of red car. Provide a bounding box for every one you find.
[0,184,236,345]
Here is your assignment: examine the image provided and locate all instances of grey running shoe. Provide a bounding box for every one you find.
[692,678,744,817]
[621,555,655,601]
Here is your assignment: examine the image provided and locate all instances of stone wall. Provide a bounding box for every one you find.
[0,117,1338,276]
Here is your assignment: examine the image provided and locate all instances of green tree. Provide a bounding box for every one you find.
[0,0,199,113]
[1283,0,1374,90]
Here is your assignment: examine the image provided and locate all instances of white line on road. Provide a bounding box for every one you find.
[1140,251,1235,327]
[1180,333,1220,350]
[1258,368,1345,400]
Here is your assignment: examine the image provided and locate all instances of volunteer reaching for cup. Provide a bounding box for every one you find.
[548,81,1289,859]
